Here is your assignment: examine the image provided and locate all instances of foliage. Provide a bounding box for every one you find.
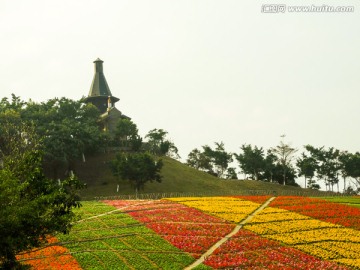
[234,144,266,180]
[111,152,163,193]
[0,95,104,179]
[115,118,143,151]
[203,142,233,178]
[262,151,277,182]
[186,148,212,172]
[0,121,83,269]
[187,142,233,178]
[304,145,343,192]
[145,128,180,158]
[339,151,360,192]
[225,167,238,179]
[296,152,317,189]
[271,163,298,186]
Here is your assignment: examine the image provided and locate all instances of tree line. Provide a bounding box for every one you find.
[0,94,185,193]
[186,136,360,194]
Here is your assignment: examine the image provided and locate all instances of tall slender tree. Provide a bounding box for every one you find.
[270,135,297,185]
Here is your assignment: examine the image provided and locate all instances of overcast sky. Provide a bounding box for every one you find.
[1,0,359,188]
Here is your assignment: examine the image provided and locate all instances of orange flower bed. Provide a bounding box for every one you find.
[16,237,81,270]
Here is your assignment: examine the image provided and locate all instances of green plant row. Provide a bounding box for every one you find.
[57,201,206,269]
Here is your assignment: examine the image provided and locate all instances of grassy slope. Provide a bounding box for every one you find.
[75,152,326,199]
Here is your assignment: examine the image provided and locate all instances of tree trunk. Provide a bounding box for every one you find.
[283,171,286,185]
[2,251,19,269]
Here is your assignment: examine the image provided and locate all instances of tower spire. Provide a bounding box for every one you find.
[85,58,119,113]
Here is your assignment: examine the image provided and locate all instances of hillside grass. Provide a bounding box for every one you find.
[75,153,332,200]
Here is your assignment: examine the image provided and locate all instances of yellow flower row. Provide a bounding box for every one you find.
[296,241,360,260]
[249,207,313,224]
[168,197,260,223]
[335,258,360,269]
[244,206,360,268]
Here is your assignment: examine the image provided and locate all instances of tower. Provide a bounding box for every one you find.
[85,58,120,113]
[85,58,129,133]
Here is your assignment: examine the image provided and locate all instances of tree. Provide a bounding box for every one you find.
[202,142,233,178]
[296,153,317,188]
[111,152,163,194]
[343,152,360,191]
[0,95,104,179]
[305,145,341,192]
[234,144,266,180]
[187,142,232,178]
[186,148,213,173]
[271,163,298,186]
[270,135,297,185]
[115,118,141,150]
[0,120,83,269]
[338,151,351,192]
[145,128,180,158]
[263,151,277,182]
[225,167,238,179]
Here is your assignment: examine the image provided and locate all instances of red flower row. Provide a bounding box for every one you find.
[268,196,360,229]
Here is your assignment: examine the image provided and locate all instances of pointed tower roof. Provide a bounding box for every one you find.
[87,58,119,102]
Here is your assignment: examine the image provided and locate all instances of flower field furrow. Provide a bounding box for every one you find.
[268,196,360,230]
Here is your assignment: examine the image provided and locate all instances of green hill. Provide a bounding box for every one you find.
[74,152,328,200]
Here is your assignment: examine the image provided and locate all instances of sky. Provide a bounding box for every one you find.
[1,0,359,189]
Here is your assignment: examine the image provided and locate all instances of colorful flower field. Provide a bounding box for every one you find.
[16,196,360,269]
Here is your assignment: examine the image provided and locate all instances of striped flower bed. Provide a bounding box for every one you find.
[172,197,357,269]
[244,205,360,269]
[106,199,235,257]
[168,196,261,223]
[14,196,360,269]
[205,229,349,270]
[268,196,360,229]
